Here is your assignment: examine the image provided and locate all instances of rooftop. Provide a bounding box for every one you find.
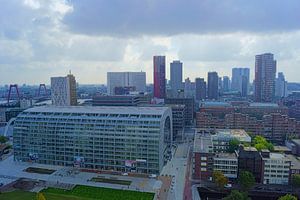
[292,139,300,146]
[249,103,279,108]
[273,146,292,152]
[286,155,300,170]
[244,147,258,152]
[214,153,237,159]
[213,129,251,143]
[200,101,231,108]
[269,153,285,160]
[194,132,213,153]
[23,105,170,115]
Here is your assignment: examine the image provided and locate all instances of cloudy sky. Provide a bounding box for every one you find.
[0,0,300,85]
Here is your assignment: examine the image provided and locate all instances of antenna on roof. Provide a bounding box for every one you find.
[69,70,72,75]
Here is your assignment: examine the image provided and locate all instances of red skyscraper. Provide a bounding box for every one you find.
[153,56,166,99]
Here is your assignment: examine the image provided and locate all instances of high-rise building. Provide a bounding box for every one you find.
[255,53,277,102]
[275,72,288,98]
[51,73,77,106]
[154,56,166,99]
[231,68,250,97]
[195,78,206,100]
[107,72,146,95]
[218,77,223,94]
[207,72,219,100]
[222,76,230,92]
[184,77,194,98]
[170,60,183,97]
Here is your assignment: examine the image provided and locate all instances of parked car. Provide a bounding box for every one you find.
[149,174,157,178]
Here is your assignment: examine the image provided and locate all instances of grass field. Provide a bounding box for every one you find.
[42,185,154,200]
[90,177,132,185]
[0,185,154,200]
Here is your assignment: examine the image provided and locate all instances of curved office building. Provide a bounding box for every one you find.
[13,106,172,174]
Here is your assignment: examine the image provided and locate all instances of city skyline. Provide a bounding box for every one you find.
[1,0,300,85]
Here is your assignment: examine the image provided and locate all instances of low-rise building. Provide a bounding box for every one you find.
[211,129,251,152]
[214,153,238,179]
[193,131,214,180]
[237,146,264,183]
[286,154,300,175]
[261,150,291,185]
[92,94,149,106]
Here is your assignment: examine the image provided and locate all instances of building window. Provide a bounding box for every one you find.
[201,157,207,161]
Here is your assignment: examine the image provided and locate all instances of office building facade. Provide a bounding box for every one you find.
[153,56,166,99]
[207,72,219,100]
[107,72,146,95]
[231,68,250,96]
[275,72,288,98]
[255,53,277,102]
[13,106,172,174]
[170,60,183,97]
[222,76,230,92]
[195,78,206,101]
[51,73,77,106]
[165,98,194,125]
[91,95,150,106]
[262,151,291,185]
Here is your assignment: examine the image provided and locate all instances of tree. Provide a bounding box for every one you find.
[223,190,250,200]
[253,136,274,151]
[213,171,228,190]
[0,136,8,144]
[278,194,297,200]
[291,174,300,187]
[36,192,46,200]
[238,171,255,191]
[228,138,240,153]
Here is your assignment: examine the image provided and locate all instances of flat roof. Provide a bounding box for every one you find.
[292,139,300,146]
[269,153,285,159]
[214,153,237,159]
[286,155,300,170]
[214,129,251,142]
[249,103,279,108]
[201,101,231,107]
[194,132,213,153]
[244,147,258,152]
[273,146,292,152]
[23,105,170,115]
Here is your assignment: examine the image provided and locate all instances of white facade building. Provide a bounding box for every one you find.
[263,152,291,185]
[107,72,146,95]
[51,74,77,106]
[213,153,238,179]
[13,106,172,174]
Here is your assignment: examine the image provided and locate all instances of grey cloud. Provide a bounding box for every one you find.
[63,0,300,37]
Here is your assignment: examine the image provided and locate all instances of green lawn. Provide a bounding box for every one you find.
[42,185,154,200]
[0,190,94,200]
[90,177,132,185]
[0,185,154,200]
[0,190,36,200]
